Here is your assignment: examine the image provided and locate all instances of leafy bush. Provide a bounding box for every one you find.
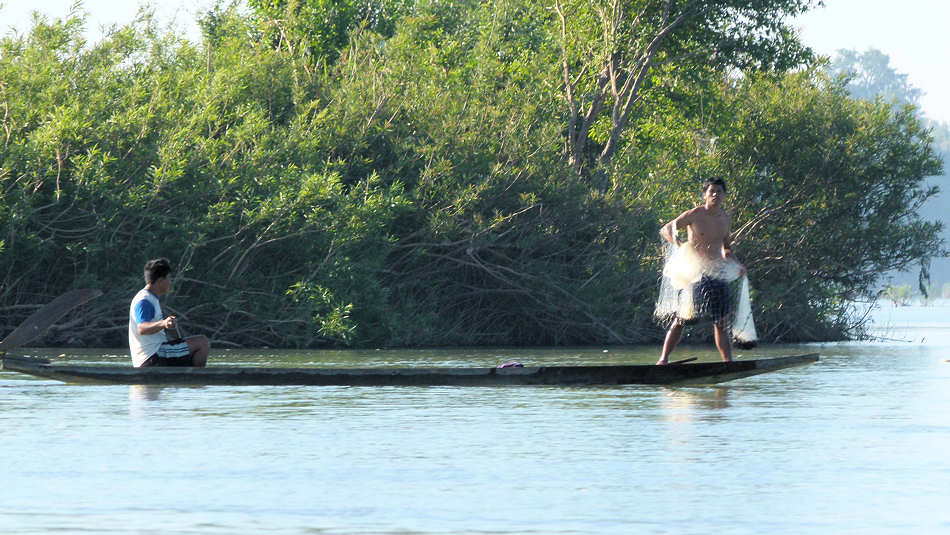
[0,3,942,348]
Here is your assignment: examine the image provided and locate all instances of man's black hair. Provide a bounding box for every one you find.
[702,177,727,194]
[144,258,172,285]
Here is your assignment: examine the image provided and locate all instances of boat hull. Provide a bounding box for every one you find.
[2,353,819,386]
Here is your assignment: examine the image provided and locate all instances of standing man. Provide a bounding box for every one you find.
[129,258,210,367]
[656,178,745,365]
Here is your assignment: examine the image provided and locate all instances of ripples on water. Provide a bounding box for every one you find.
[2,301,949,534]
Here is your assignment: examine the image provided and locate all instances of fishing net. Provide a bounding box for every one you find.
[654,242,757,346]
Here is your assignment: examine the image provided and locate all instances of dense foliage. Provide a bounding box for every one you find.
[0,2,943,348]
[717,74,942,338]
[826,47,950,289]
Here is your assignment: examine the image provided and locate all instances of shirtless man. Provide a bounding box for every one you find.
[656,178,745,365]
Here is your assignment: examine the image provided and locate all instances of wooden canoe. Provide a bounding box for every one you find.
[1,353,819,386]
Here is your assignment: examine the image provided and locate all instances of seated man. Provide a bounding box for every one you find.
[128,258,210,367]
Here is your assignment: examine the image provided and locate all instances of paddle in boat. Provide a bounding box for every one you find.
[0,290,819,386]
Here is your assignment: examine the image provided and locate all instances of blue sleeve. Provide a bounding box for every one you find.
[134,300,156,324]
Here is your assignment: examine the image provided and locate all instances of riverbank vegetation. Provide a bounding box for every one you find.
[826,47,950,291]
[0,1,945,348]
[885,282,950,306]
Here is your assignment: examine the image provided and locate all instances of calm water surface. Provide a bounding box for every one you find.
[2,301,949,534]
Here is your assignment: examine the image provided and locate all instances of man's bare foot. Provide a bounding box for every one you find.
[656,358,669,365]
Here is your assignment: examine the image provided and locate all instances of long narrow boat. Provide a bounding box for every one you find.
[2,353,818,386]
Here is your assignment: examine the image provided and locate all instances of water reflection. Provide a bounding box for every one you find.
[659,386,731,421]
[129,384,164,401]
[128,384,164,416]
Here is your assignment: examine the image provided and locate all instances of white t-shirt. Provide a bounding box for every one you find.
[128,288,167,367]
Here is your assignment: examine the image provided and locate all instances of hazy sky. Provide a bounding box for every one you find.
[2,0,949,123]
[792,0,950,124]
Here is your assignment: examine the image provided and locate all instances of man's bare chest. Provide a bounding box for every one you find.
[689,213,729,242]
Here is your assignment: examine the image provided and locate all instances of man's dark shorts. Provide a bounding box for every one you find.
[140,340,194,367]
[679,276,731,325]
[141,353,196,367]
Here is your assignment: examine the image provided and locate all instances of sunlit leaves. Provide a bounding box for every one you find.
[716,71,943,339]
[0,1,941,348]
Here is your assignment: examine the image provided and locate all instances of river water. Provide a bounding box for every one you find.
[2,301,949,534]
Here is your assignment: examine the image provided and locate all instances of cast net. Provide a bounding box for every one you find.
[653,242,757,346]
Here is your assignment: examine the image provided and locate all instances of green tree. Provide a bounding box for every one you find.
[320,2,660,345]
[1,3,944,348]
[715,71,944,339]
[884,285,912,307]
[827,48,950,160]
[0,8,404,347]
[826,48,949,289]
[246,0,412,64]
[552,0,819,172]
